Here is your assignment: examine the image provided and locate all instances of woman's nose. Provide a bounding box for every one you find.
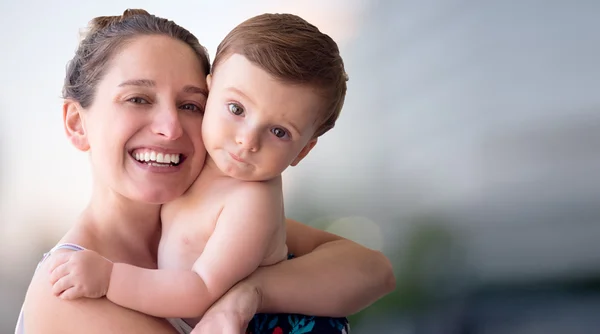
[151,105,183,140]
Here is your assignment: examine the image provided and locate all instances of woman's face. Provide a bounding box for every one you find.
[66,35,208,204]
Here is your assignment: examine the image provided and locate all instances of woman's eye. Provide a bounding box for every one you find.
[127,97,149,104]
[180,103,203,113]
[228,103,244,116]
[271,127,289,139]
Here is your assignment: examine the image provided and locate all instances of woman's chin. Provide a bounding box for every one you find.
[134,187,185,205]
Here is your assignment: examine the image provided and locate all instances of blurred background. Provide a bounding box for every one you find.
[1,0,600,333]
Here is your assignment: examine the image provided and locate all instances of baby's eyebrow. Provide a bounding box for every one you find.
[286,121,300,135]
[225,86,256,106]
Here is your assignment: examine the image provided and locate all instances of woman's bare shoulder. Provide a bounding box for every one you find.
[22,253,177,334]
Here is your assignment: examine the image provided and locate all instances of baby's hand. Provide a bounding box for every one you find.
[47,249,113,300]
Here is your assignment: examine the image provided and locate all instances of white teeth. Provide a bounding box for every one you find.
[133,151,182,165]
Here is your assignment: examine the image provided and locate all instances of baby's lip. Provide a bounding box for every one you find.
[229,152,247,163]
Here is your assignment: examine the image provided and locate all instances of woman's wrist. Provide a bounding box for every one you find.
[221,278,263,318]
[192,279,263,333]
[240,271,266,313]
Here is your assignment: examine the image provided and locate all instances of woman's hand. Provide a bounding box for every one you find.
[192,281,261,334]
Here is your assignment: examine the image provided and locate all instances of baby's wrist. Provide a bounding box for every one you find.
[105,262,121,300]
[105,261,114,292]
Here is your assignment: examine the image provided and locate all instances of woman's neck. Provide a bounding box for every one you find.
[71,185,162,264]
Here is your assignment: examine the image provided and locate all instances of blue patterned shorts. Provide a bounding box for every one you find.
[247,313,349,334]
[246,254,349,333]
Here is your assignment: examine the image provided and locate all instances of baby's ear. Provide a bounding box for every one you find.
[291,138,318,166]
[206,74,212,90]
[63,100,90,151]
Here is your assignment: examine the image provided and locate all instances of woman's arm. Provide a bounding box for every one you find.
[22,251,178,334]
[252,218,396,316]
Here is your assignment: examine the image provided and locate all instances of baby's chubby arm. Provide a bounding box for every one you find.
[101,181,284,318]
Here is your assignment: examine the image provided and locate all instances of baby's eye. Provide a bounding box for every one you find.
[271,127,290,139]
[228,103,244,116]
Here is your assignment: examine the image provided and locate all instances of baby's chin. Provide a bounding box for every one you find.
[227,169,282,182]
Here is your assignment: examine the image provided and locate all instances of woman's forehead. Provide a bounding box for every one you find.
[106,35,207,88]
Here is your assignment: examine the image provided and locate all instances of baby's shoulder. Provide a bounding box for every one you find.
[228,178,282,202]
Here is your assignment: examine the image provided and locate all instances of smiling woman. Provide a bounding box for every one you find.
[18,9,212,333]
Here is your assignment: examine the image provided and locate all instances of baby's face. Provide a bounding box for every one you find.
[201,54,321,181]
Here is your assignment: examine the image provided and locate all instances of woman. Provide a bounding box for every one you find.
[19,9,395,334]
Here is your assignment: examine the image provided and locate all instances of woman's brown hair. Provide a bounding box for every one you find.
[63,9,210,108]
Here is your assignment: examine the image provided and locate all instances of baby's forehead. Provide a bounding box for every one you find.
[216,60,323,101]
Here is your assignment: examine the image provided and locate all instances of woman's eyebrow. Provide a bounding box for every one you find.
[117,79,208,98]
[183,85,208,98]
[118,79,155,87]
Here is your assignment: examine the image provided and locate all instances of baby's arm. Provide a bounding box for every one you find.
[34,251,178,334]
[46,249,209,318]
[105,182,284,318]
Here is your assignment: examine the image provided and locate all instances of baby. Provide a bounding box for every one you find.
[48,12,348,330]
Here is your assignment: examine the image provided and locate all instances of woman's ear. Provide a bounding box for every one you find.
[63,100,90,151]
[206,74,212,90]
[291,138,318,167]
